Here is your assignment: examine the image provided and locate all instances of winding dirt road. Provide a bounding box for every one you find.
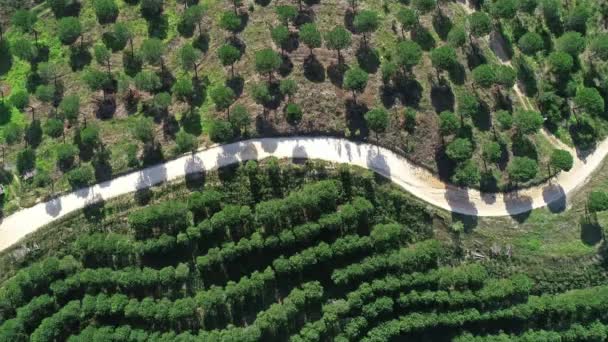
[0,136,606,251]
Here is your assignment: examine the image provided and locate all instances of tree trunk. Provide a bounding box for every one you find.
[231,63,235,77]
[129,38,135,57]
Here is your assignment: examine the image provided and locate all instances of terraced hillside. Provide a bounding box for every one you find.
[1,160,608,341]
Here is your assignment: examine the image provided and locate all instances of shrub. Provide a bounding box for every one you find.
[574,87,605,117]
[56,143,79,169]
[514,110,543,135]
[508,157,538,183]
[430,46,458,72]
[58,17,82,45]
[547,51,573,74]
[67,165,94,189]
[3,123,23,145]
[550,149,573,172]
[343,66,368,97]
[285,103,303,124]
[468,12,491,37]
[175,130,199,153]
[9,90,29,110]
[209,120,234,143]
[556,31,586,56]
[44,118,64,138]
[452,160,480,186]
[93,0,119,23]
[364,108,389,136]
[588,191,608,213]
[518,32,544,55]
[446,138,473,162]
[17,148,36,174]
[472,64,496,88]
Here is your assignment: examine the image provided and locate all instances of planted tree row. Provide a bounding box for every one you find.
[197,197,373,275]
[331,239,443,287]
[362,284,608,341]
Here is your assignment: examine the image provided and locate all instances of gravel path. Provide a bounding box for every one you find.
[0,136,605,251]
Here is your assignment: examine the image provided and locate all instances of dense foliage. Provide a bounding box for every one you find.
[0,160,605,341]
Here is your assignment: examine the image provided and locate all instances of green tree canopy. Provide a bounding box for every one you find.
[452,160,480,186]
[131,116,155,144]
[299,23,322,54]
[472,64,497,88]
[210,85,236,112]
[141,38,165,66]
[93,0,119,24]
[230,104,251,133]
[271,25,290,52]
[508,156,538,183]
[589,34,608,60]
[59,94,81,123]
[547,51,573,74]
[285,103,303,124]
[490,0,518,19]
[447,25,467,48]
[430,46,458,72]
[396,8,418,34]
[457,93,480,122]
[495,65,516,88]
[468,12,491,38]
[364,108,389,136]
[58,17,82,45]
[218,44,242,76]
[518,32,544,55]
[482,141,502,165]
[325,26,352,60]
[172,77,194,101]
[439,111,459,136]
[11,9,37,33]
[275,5,298,25]
[446,138,473,162]
[575,87,605,117]
[353,10,379,44]
[588,191,608,213]
[254,48,281,81]
[394,40,422,71]
[550,148,573,172]
[412,0,436,14]
[556,31,586,56]
[514,110,543,134]
[175,130,199,153]
[219,11,242,35]
[343,66,369,100]
[11,38,38,62]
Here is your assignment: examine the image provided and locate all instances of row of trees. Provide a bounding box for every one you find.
[331,239,442,286]
[62,281,324,342]
[455,321,608,342]
[290,263,523,342]
[0,256,81,322]
[197,197,373,275]
[362,283,608,342]
[49,264,190,301]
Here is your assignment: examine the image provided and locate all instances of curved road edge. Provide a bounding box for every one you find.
[0,136,604,251]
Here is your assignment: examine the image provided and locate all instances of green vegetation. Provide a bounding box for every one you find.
[2,0,600,215]
[1,160,607,341]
